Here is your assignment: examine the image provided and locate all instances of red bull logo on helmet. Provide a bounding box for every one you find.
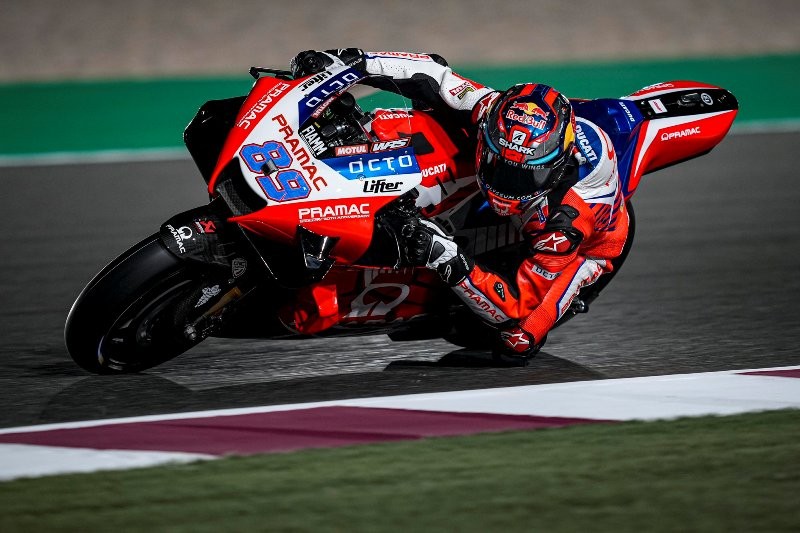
[510,102,548,119]
[506,101,548,129]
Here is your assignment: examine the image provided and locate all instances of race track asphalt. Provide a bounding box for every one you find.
[1,131,798,428]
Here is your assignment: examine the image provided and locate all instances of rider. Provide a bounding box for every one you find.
[290,49,630,359]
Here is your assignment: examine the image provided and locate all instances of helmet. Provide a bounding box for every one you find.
[476,84,577,216]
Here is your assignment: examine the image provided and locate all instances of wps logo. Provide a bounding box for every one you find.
[371,138,411,152]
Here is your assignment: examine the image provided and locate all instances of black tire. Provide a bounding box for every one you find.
[65,233,209,374]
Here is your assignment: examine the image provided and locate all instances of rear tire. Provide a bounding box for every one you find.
[65,233,211,374]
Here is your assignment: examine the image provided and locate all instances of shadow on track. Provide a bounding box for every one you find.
[35,349,600,426]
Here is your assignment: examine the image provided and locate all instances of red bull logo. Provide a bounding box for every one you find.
[506,101,549,129]
[510,102,548,119]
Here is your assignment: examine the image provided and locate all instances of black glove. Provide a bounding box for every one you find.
[290,48,366,79]
[402,218,474,286]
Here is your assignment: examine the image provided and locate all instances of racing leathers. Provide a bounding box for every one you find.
[293,49,630,356]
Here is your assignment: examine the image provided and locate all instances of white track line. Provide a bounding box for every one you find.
[2,364,799,436]
[1,365,798,481]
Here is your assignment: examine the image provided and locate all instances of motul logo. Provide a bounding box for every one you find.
[335,144,369,156]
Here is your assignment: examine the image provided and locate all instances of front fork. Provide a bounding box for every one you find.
[158,198,267,342]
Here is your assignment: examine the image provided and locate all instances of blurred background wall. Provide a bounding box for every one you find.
[2,0,799,82]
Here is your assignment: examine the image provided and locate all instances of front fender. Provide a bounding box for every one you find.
[159,199,249,278]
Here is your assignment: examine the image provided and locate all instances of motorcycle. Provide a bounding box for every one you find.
[64,63,738,373]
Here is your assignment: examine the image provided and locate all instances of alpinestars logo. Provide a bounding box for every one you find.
[501,329,531,352]
[534,232,570,253]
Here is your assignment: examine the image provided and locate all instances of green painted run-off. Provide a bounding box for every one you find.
[0,54,797,156]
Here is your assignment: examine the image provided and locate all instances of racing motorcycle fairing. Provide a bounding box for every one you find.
[187,75,738,335]
[573,80,738,199]
[201,66,426,264]
[67,65,741,372]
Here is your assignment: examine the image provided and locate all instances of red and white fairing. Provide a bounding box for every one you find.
[207,65,424,263]
[622,81,738,196]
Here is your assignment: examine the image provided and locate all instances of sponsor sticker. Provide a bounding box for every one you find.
[660,126,701,141]
[299,69,361,123]
[297,203,370,222]
[455,279,509,323]
[299,124,327,157]
[371,138,411,152]
[362,178,402,194]
[166,224,192,254]
[231,257,247,278]
[494,282,506,301]
[195,285,221,308]
[237,82,291,130]
[421,163,448,178]
[324,147,420,181]
[193,219,217,234]
[498,137,536,155]
[531,263,559,280]
[649,99,667,114]
[533,232,571,253]
[370,51,432,61]
[449,80,476,100]
[335,144,369,157]
[575,123,598,162]
[506,102,548,129]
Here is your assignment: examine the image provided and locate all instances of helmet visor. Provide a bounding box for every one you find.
[478,149,570,200]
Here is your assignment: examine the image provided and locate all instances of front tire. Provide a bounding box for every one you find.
[65,233,210,374]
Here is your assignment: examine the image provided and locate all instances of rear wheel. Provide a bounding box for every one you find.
[65,233,220,374]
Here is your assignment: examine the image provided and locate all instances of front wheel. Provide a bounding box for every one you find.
[65,233,218,374]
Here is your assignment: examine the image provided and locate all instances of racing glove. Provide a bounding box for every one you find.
[290,49,366,78]
[402,218,474,286]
